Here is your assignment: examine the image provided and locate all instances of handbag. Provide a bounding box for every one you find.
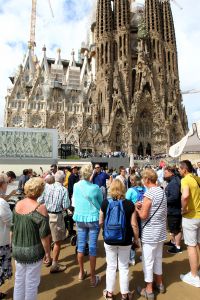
[142,191,165,230]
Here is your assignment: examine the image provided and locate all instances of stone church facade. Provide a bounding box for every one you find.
[4,0,188,156]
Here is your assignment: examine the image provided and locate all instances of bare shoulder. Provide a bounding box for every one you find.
[37,204,48,217]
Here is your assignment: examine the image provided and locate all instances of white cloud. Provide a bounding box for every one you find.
[0,0,200,129]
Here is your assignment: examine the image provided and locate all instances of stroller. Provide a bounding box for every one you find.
[64,207,89,256]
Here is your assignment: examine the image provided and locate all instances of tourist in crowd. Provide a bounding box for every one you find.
[17,169,30,194]
[73,164,103,286]
[178,160,200,287]
[12,177,51,300]
[197,162,200,177]
[6,171,16,183]
[128,167,136,188]
[126,175,146,265]
[38,170,70,273]
[136,169,167,299]
[66,166,79,237]
[0,171,17,202]
[90,164,110,200]
[50,164,57,176]
[68,166,79,200]
[116,166,128,191]
[44,174,55,185]
[99,179,139,300]
[0,175,12,300]
[63,166,71,188]
[156,166,164,186]
[164,166,182,254]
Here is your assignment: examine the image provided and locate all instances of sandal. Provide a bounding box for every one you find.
[121,291,134,300]
[103,289,114,299]
[90,275,101,287]
[137,287,154,300]
[78,270,87,281]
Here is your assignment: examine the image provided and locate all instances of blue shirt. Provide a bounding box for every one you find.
[73,180,103,222]
[126,186,146,204]
[92,172,110,188]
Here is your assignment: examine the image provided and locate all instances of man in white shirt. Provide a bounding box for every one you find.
[197,162,200,177]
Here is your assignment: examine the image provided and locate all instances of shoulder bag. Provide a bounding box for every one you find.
[142,191,165,230]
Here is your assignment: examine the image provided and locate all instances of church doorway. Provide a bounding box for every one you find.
[146,143,151,156]
[137,142,144,156]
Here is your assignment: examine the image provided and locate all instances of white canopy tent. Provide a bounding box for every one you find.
[169,121,200,158]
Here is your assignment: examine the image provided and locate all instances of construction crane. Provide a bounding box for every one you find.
[171,0,183,10]
[182,89,200,95]
[28,0,54,53]
[161,0,183,10]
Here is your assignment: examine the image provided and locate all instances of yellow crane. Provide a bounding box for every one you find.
[28,0,54,53]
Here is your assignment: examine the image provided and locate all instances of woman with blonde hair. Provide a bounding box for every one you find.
[100,179,139,300]
[136,169,167,300]
[0,174,12,299]
[12,177,51,300]
[73,164,103,287]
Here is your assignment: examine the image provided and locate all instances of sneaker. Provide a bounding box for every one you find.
[164,240,175,247]
[180,272,200,288]
[129,259,136,266]
[50,264,67,273]
[167,246,182,254]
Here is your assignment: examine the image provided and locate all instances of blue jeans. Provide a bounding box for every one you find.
[76,221,100,256]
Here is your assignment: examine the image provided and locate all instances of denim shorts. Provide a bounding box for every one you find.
[76,221,100,256]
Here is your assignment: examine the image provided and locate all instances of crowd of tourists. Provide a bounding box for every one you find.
[0,160,200,299]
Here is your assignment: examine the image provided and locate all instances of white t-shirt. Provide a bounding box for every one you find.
[0,198,12,246]
[141,187,167,243]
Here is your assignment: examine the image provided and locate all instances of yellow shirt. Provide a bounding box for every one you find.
[63,171,71,188]
[181,174,200,219]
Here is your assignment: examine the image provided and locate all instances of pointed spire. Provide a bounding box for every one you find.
[69,49,76,67]
[145,0,162,34]
[28,43,35,78]
[42,45,49,78]
[56,48,62,65]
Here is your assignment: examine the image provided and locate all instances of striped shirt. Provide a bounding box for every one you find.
[141,187,167,243]
[38,182,70,212]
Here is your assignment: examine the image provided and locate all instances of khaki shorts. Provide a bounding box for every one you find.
[49,213,66,242]
[182,217,200,246]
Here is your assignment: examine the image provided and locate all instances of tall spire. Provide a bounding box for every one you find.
[56,48,62,65]
[145,0,162,34]
[28,43,35,79]
[161,0,178,77]
[42,45,49,79]
[69,49,76,67]
[114,0,130,30]
[162,0,176,45]
[96,0,113,38]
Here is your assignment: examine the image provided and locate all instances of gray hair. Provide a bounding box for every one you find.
[55,170,65,183]
[45,175,55,184]
[0,174,8,187]
[80,164,93,180]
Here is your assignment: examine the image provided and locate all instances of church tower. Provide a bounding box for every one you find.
[95,0,114,136]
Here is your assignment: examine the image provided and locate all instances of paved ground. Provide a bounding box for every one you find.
[2,234,200,300]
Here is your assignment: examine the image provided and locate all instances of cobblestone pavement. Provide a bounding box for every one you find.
[2,234,199,300]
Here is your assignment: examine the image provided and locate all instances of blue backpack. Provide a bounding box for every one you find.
[104,199,126,244]
[132,186,145,202]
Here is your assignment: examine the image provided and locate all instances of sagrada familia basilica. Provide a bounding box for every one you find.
[4,0,188,156]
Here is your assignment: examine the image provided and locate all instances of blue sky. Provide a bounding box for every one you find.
[0,0,199,128]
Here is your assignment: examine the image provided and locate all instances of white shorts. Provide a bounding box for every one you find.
[182,217,200,246]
